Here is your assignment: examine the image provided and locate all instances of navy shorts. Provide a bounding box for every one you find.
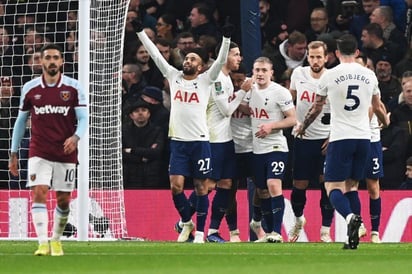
[252,151,288,189]
[210,141,236,181]
[324,139,370,182]
[364,141,383,179]
[169,140,212,179]
[293,138,326,181]
[235,152,254,180]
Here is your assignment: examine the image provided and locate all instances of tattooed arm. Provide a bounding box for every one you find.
[296,94,326,138]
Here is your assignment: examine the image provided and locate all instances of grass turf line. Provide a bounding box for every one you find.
[0,241,411,274]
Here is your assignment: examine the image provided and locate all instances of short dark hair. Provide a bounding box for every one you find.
[363,23,383,40]
[215,41,239,57]
[407,156,412,166]
[40,44,63,57]
[336,34,358,55]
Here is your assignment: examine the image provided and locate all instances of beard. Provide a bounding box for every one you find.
[44,64,60,76]
[310,65,323,73]
[183,66,197,76]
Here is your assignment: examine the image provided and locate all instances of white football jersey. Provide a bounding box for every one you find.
[370,114,380,143]
[290,66,330,139]
[317,62,379,142]
[231,90,253,153]
[207,71,246,143]
[138,32,230,141]
[248,82,294,154]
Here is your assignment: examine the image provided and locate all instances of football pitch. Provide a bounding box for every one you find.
[0,241,411,274]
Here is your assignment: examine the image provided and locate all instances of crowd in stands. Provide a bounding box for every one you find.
[1,0,412,190]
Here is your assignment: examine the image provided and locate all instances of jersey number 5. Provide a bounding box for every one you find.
[344,85,360,111]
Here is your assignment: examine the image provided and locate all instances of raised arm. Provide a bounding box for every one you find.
[213,89,246,117]
[134,20,175,76]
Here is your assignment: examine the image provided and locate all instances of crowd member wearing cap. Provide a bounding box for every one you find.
[133,19,233,243]
[0,75,19,188]
[122,99,166,189]
[141,85,169,134]
[375,54,402,108]
[140,85,170,185]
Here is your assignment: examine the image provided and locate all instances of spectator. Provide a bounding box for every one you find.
[329,0,362,29]
[272,31,308,83]
[128,0,157,31]
[405,0,412,49]
[171,32,196,69]
[399,156,412,189]
[0,75,18,187]
[189,2,219,41]
[389,80,412,160]
[155,13,178,44]
[134,41,165,90]
[140,85,170,135]
[272,0,324,33]
[122,63,147,123]
[380,0,407,32]
[305,7,336,42]
[317,33,340,69]
[262,22,289,61]
[349,0,380,48]
[361,23,403,67]
[380,123,409,189]
[375,54,402,108]
[369,6,407,56]
[122,99,166,188]
[0,27,23,90]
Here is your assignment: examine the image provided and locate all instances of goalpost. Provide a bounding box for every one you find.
[0,0,129,240]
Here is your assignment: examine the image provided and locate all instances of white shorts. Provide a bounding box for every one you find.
[28,156,76,191]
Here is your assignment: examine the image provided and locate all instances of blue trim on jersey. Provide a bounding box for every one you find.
[74,107,88,138]
[10,111,29,152]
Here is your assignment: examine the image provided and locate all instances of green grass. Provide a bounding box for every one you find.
[0,241,411,274]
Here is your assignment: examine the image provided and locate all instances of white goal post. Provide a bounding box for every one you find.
[0,0,130,240]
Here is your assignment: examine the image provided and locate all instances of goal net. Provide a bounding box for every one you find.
[0,0,129,239]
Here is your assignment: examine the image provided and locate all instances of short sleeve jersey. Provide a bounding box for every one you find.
[317,62,379,142]
[20,75,87,163]
[248,82,294,154]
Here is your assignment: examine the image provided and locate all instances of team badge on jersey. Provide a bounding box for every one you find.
[30,174,36,182]
[214,82,223,95]
[60,90,71,101]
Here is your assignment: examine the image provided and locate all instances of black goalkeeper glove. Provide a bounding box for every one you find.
[131,18,144,33]
[221,18,235,38]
